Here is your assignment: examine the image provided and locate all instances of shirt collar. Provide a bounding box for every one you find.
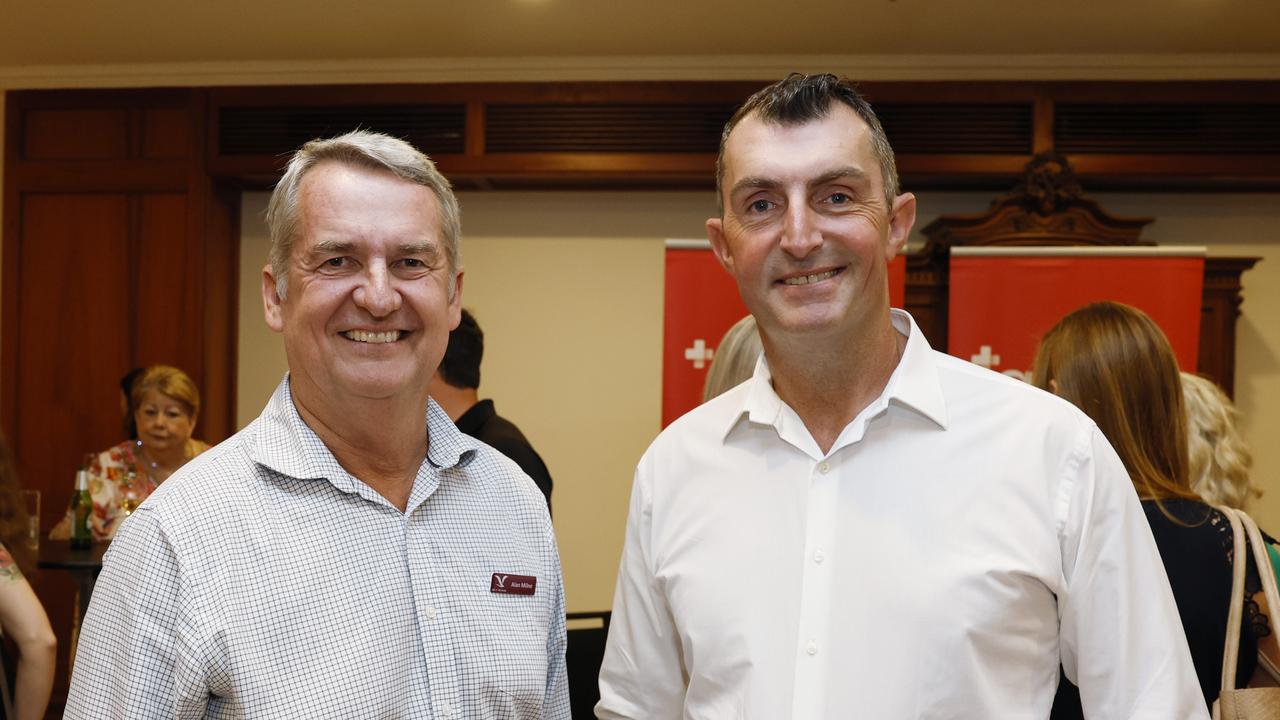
[726,309,949,441]
[453,398,496,437]
[250,375,479,492]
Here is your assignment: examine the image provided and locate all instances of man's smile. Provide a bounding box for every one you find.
[778,267,844,286]
[341,330,404,344]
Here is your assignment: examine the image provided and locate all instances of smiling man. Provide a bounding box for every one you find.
[596,75,1206,719]
[66,131,569,719]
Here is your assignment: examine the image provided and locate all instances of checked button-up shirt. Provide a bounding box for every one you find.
[67,377,569,720]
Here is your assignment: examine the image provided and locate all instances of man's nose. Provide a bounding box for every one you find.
[779,204,822,260]
[352,263,403,317]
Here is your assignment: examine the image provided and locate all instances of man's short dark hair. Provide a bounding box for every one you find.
[715,73,899,213]
[438,308,483,390]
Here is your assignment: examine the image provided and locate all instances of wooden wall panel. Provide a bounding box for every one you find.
[3,88,239,714]
[134,193,201,374]
[142,108,193,159]
[16,194,133,521]
[22,109,129,161]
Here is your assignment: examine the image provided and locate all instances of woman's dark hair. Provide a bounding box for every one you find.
[121,367,145,440]
[0,431,35,576]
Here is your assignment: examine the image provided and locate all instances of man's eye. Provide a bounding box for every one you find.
[324,257,347,268]
[400,258,425,268]
[829,192,850,204]
[749,199,774,213]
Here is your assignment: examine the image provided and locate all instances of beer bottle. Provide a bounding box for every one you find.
[69,462,93,550]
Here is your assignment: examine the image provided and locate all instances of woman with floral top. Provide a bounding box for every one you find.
[51,365,210,542]
[0,432,56,720]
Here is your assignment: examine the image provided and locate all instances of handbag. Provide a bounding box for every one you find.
[1211,506,1280,719]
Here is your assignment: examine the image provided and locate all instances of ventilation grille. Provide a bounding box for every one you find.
[486,104,736,153]
[218,105,466,156]
[874,104,1033,155]
[1056,104,1280,154]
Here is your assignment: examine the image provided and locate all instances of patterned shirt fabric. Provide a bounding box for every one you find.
[66,377,569,719]
[49,439,211,541]
[598,309,1206,720]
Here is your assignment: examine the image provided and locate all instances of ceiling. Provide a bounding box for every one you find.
[2,0,1278,80]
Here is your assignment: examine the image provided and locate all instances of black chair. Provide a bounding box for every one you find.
[565,611,611,719]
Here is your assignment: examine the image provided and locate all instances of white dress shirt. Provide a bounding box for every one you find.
[67,378,570,719]
[597,310,1205,720]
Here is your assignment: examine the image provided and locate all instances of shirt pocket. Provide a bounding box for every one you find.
[474,613,549,719]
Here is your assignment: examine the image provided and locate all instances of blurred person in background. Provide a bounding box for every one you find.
[51,365,209,542]
[426,308,553,508]
[1182,371,1260,510]
[0,433,57,720]
[701,315,762,402]
[1033,301,1268,713]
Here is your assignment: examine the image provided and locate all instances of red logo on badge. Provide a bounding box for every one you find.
[491,573,537,596]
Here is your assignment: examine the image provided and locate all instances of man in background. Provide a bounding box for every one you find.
[428,309,554,509]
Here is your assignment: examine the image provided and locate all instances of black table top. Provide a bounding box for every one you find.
[37,541,109,570]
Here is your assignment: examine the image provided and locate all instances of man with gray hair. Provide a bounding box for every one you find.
[67,130,569,719]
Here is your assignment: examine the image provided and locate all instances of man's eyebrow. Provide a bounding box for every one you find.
[810,167,870,187]
[397,241,438,256]
[729,176,781,197]
[308,239,355,256]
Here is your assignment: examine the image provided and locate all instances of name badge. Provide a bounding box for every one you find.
[491,573,537,596]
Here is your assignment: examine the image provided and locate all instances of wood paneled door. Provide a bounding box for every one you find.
[2,89,238,713]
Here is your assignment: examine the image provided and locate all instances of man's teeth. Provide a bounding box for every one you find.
[345,330,401,344]
[783,269,839,286]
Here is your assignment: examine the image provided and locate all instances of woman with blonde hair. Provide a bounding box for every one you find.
[1182,371,1259,509]
[1033,301,1267,713]
[702,315,763,402]
[52,365,210,542]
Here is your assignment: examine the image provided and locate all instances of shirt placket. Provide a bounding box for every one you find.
[405,508,462,719]
[791,454,839,718]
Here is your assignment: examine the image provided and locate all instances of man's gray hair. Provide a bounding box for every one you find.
[264,129,462,299]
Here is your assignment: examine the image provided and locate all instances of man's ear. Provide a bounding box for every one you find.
[262,264,285,332]
[885,192,917,261]
[706,217,735,274]
[447,270,465,330]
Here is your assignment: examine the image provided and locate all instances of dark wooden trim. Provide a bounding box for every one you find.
[11,160,190,192]
[2,92,21,445]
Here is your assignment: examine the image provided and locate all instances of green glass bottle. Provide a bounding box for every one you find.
[69,466,92,550]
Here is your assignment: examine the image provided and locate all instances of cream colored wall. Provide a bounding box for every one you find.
[237,188,1280,612]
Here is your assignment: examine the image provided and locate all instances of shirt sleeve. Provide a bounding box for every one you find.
[1057,425,1209,720]
[543,516,572,719]
[64,507,212,719]
[596,460,687,719]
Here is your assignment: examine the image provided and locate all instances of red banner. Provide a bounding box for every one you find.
[663,242,906,427]
[947,248,1205,381]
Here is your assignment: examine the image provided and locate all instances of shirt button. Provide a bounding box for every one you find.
[806,640,819,656]
[818,462,830,474]
[813,550,825,564]
[439,702,454,717]
[426,607,439,621]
